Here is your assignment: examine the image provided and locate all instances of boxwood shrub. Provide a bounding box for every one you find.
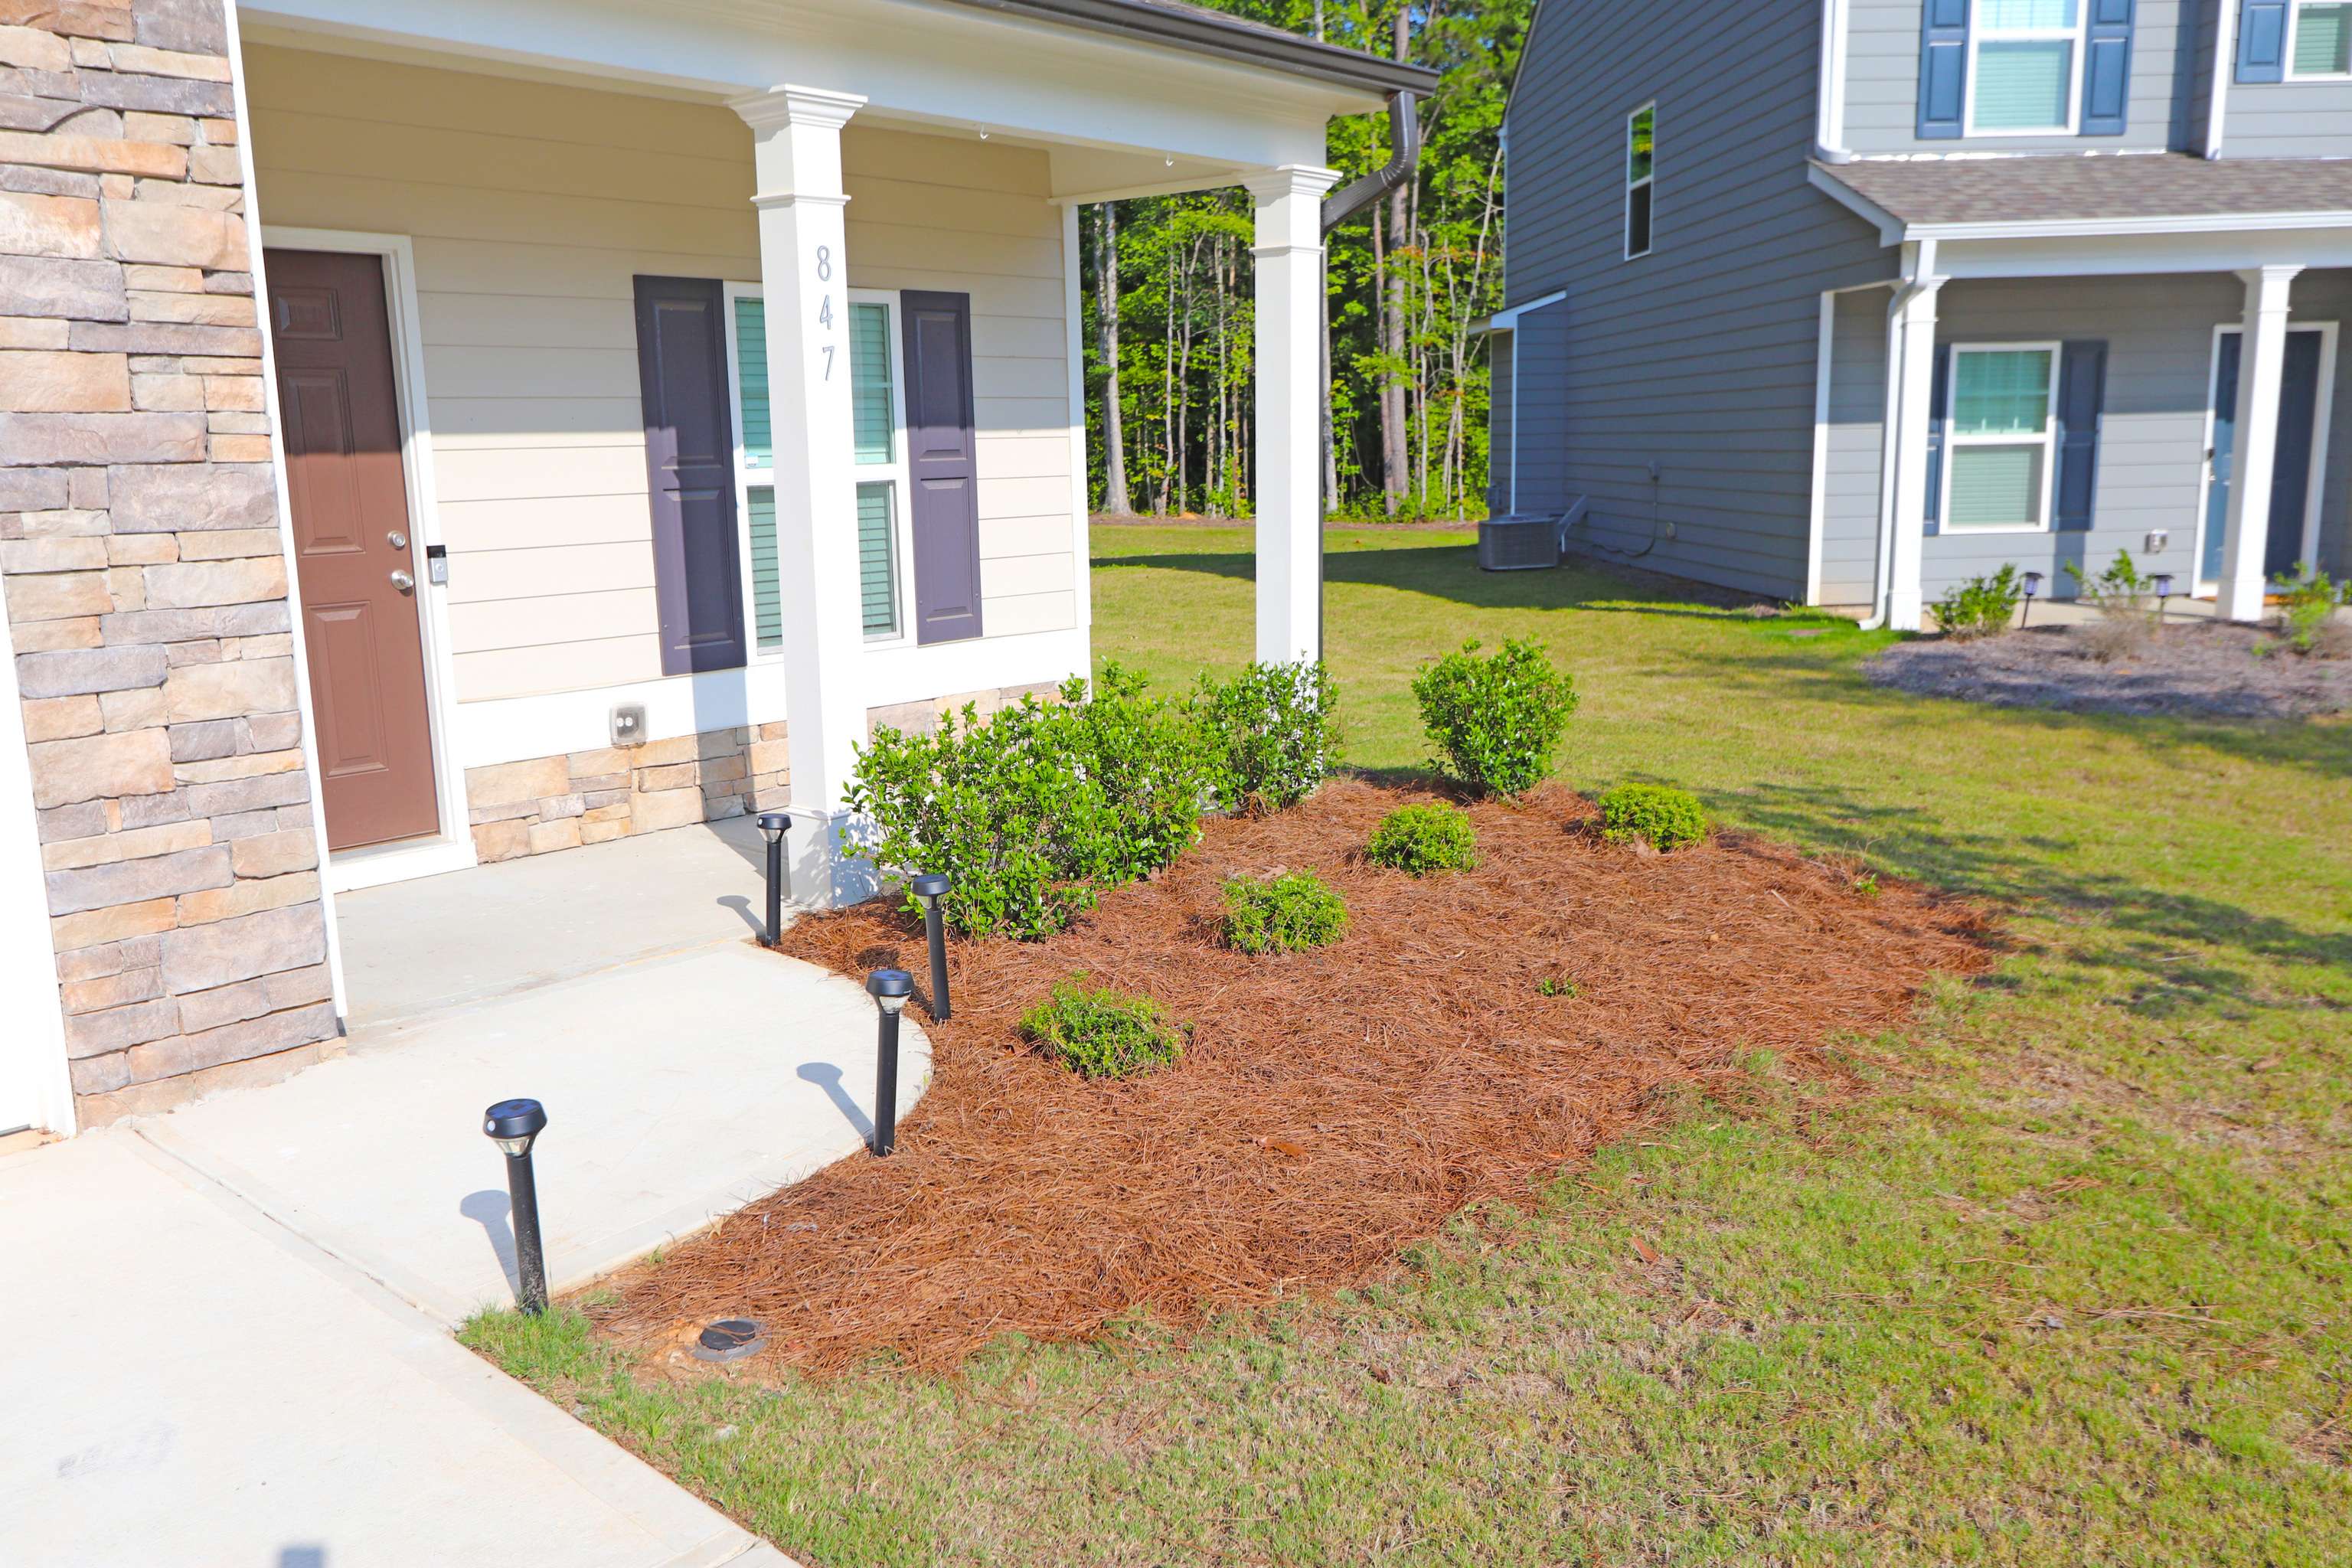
[1599,782,1709,851]
[1220,871,1348,955]
[1191,658,1341,815]
[1411,638,1577,799]
[1364,802,1478,874]
[1021,980,1184,1080]
[848,662,1213,940]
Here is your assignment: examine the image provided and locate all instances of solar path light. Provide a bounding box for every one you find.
[2151,573,2174,623]
[756,812,791,947]
[482,1097,550,1315]
[866,969,913,1156]
[2020,570,2044,628]
[910,873,952,1021]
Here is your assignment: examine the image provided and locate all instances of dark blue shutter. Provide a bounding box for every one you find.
[1922,342,1951,535]
[2082,0,2135,135]
[2238,0,2288,82]
[1918,0,1971,139]
[2054,340,2106,533]
[632,275,747,675]
[901,290,984,645]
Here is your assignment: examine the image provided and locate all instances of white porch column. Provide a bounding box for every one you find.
[1246,165,1341,666]
[733,85,874,906]
[1885,273,1945,632]
[2217,264,2302,622]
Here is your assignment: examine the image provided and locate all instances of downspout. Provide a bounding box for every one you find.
[1815,0,1854,163]
[1323,90,1419,233]
[1860,241,1930,631]
[2206,0,2237,158]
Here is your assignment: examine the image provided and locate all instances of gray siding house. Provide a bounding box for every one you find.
[1491,0,2352,627]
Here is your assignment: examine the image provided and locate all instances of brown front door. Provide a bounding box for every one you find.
[266,249,439,851]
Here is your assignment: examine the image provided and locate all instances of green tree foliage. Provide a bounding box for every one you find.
[1080,0,1532,524]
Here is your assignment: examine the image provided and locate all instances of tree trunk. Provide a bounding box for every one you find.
[1159,258,1176,514]
[1097,204,1132,515]
[1379,5,1412,518]
[1174,237,1197,514]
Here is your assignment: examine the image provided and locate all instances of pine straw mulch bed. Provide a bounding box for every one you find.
[588,778,1996,1378]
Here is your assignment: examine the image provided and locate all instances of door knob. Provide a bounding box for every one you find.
[390,568,415,592]
[387,530,408,550]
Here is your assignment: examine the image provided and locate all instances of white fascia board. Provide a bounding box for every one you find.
[1914,210,2352,242]
[1942,227,2352,277]
[1806,163,1908,245]
[240,0,1341,171]
[1478,289,1567,335]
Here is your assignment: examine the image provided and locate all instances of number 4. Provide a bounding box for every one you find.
[818,295,833,330]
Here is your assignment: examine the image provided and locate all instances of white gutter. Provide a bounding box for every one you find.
[1815,0,1854,163]
[2207,0,2236,158]
[1468,288,1566,336]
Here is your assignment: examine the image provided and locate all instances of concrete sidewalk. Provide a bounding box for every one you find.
[2,1131,799,1568]
[6,822,933,1566]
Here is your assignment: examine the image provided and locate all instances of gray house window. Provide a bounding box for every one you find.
[1971,1,2084,134]
[1624,102,1653,260]
[2291,1,2352,75]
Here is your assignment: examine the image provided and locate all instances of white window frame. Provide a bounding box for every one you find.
[1962,2,2087,137]
[1939,340,2063,535]
[2286,0,2352,80]
[1624,100,1655,261]
[721,283,917,655]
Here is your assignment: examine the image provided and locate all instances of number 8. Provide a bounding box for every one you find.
[815,244,832,282]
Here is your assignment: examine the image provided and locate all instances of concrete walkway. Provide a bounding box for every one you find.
[5,822,931,1565]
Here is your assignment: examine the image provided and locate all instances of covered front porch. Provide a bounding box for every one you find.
[1811,154,2352,629]
[234,0,1424,936]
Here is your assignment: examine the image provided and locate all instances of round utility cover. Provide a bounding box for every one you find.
[691,1318,768,1363]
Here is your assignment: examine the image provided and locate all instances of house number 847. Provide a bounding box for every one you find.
[815,243,835,380]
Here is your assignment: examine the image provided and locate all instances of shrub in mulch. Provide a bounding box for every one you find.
[1021,981,1184,1080]
[590,779,1994,1377]
[1220,871,1348,954]
[1599,782,1710,851]
[1364,800,1478,874]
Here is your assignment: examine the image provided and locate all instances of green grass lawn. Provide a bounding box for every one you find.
[471,526,2352,1566]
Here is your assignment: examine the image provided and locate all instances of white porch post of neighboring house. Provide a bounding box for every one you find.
[1885,272,1945,632]
[2218,264,2303,622]
[733,85,875,907]
[1246,165,1341,666]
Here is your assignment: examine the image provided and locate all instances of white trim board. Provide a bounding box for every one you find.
[257,225,480,900]
[0,596,77,1138]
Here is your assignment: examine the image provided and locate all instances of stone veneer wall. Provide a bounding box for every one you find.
[462,684,1060,864]
[1,0,338,1127]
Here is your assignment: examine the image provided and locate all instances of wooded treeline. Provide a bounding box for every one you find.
[1081,0,1530,523]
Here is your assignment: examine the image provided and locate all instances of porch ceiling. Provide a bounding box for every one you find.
[238,0,1380,191]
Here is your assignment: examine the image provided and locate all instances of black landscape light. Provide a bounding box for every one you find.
[756,812,791,946]
[482,1097,550,1315]
[2152,573,2174,622]
[867,969,913,1157]
[910,873,952,1021]
[2020,570,2044,627]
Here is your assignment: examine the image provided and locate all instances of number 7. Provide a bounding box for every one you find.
[822,344,835,380]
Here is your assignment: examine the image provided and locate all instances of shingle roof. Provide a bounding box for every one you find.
[1815,152,2352,229]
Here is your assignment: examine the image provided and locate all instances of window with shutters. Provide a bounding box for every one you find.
[1942,345,2060,532]
[723,285,915,652]
[1968,1,2086,133]
[1623,102,1654,260]
[2290,1,2352,76]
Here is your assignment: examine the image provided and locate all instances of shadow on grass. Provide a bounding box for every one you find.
[1723,777,2349,1007]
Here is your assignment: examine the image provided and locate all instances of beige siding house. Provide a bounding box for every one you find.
[0,0,1432,1135]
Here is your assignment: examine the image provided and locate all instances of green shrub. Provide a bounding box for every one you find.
[1364,802,1478,874]
[1410,638,1578,799]
[2275,564,2346,654]
[1932,566,2023,641]
[1220,872,1348,955]
[1021,981,1184,1080]
[1191,659,1341,815]
[848,662,1213,940]
[1599,782,1709,851]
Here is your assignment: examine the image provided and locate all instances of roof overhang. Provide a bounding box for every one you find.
[1468,289,1566,336]
[1809,163,2352,246]
[935,0,1437,96]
